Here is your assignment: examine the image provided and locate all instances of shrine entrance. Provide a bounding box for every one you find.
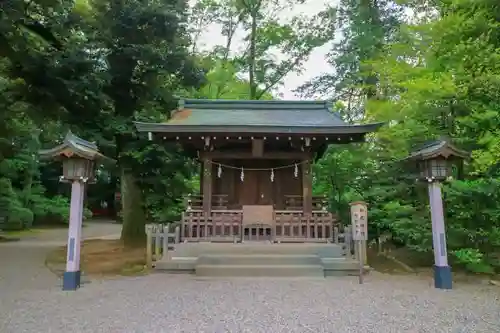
[238,169,274,206]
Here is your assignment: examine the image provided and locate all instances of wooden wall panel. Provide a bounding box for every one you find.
[209,159,304,209]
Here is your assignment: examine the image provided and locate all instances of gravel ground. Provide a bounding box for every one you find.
[2,273,499,333]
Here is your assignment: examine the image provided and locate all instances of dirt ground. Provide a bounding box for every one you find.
[45,239,148,277]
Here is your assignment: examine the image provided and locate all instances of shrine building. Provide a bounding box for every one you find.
[135,99,382,244]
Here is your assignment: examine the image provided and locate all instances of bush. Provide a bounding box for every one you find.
[444,179,500,274]
[83,207,93,221]
[31,194,93,225]
[5,206,34,231]
[0,178,34,231]
[32,195,70,225]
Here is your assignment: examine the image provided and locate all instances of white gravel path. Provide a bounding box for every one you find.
[2,272,499,333]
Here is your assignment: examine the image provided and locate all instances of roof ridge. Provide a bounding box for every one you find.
[179,98,332,111]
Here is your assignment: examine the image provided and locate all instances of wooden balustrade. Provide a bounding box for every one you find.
[184,194,228,210]
[273,210,335,243]
[181,210,243,242]
[181,209,339,244]
[145,223,180,268]
[284,195,328,211]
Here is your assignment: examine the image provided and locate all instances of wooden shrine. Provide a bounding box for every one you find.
[135,99,382,243]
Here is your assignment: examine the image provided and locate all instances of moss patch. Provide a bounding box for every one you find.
[45,239,149,278]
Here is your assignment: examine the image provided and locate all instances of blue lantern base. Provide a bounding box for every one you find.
[433,265,452,289]
[62,271,81,291]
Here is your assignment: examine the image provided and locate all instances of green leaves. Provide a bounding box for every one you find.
[304,0,500,274]
[190,0,335,99]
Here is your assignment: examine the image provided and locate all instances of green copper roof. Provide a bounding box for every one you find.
[170,99,345,126]
[135,99,384,135]
[404,139,469,161]
[38,131,114,163]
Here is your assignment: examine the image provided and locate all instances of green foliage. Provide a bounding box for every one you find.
[306,0,500,275]
[0,178,31,230]
[0,0,499,278]
[7,206,34,231]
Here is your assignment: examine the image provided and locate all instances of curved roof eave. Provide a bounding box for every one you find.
[134,122,385,135]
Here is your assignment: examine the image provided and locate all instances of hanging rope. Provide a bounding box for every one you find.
[208,159,311,171]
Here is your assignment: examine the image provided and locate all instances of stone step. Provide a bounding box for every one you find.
[322,258,360,270]
[173,242,345,258]
[197,254,322,266]
[195,264,325,277]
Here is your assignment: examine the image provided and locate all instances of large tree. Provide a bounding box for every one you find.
[0,0,205,244]
[189,0,336,99]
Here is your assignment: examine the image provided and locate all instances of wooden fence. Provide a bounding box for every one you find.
[145,223,180,268]
[342,225,353,257]
[273,210,335,243]
[181,210,243,242]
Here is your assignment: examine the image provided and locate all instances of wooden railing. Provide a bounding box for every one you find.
[184,194,228,210]
[184,194,328,211]
[182,210,243,242]
[180,209,348,244]
[273,210,335,243]
[284,195,328,211]
[145,223,181,268]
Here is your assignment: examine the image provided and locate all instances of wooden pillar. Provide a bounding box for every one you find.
[202,157,212,213]
[199,161,204,194]
[302,160,312,214]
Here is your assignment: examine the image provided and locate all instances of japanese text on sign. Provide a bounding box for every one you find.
[350,202,368,241]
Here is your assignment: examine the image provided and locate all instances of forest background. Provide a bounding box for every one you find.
[1,0,499,274]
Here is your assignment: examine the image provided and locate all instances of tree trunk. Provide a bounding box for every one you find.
[120,167,147,247]
[249,10,257,99]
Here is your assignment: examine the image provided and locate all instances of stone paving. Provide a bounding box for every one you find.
[1,221,500,333]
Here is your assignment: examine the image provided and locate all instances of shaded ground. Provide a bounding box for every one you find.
[0,220,121,294]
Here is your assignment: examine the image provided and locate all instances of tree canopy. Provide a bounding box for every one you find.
[1,0,499,273]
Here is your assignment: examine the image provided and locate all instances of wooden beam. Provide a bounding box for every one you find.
[252,139,264,157]
[201,151,311,160]
[302,160,312,214]
[202,158,212,213]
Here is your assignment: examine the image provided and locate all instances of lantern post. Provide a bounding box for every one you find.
[404,139,468,290]
[39,131,114,291]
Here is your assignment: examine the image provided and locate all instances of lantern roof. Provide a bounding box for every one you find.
[38,131,114,163]
[404,138,469,162]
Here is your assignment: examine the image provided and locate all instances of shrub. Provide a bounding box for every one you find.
[5,206,34,230]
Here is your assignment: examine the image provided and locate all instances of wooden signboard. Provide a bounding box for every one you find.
[242,205,274,226]
[350,201,368,241]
